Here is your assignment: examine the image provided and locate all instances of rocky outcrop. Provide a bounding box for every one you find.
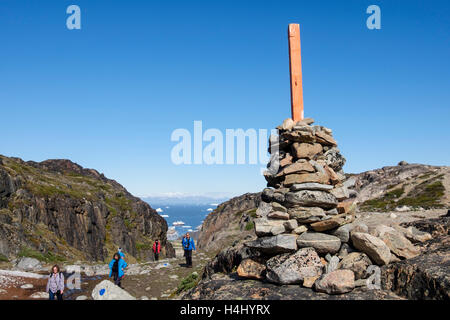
[0,155,174,262]
[197,193,261,252]
[182,273,403,300]
[353,164,449,211]
[381,217,450,300]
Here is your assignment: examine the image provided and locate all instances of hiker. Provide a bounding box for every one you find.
[181,234,187,257]
[118,247,125,258]
[183,233,196,267]
[109,252,127,288]
[152,239,161,261]
[46,264,64,300]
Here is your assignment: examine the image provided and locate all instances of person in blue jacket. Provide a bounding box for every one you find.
[118,247,125,258]
[183,233,196,267]
[109,252,127,288]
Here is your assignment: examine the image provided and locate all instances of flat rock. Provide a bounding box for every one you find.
[310,213,354,232]
[291,142,323,160]
[290,183,334,191]
[284,172,330,187]
[266,248,323,285]
[297,232,341,255]
[245,234,298,255]
[292,225,308,235]
[268,211,290,220]
[285,190,338,209]
[351,232,391,265]
[288,206,326,223]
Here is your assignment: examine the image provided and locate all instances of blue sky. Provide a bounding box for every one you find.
[1,0,449,198]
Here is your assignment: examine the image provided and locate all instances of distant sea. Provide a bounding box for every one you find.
[143,203,219,240]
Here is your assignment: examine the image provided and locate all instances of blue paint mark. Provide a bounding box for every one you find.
[99,288,105,296]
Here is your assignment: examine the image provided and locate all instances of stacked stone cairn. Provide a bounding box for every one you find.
[236,118,421,294]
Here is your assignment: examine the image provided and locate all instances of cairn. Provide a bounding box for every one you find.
[257,117,355,237]
[236,118,400,294]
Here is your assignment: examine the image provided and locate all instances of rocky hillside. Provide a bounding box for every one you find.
[197,193,261,252]
[0,155,175,263]
[351,162,449,212]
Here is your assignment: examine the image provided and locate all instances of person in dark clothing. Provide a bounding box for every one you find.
[183,233,196,267]
[109,253,127,288]
[152,239,161,261]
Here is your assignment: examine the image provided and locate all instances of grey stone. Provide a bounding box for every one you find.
[245,234,298,255]
[325,256,340,274]
[266,248,323,285]
[338,252,372,280]
[256,201,272,217]
[351,232,391,266]
[92,280,136,300]
[297,232,341,255]
[283,219,298,231]
[285,190,338,209]
[15,257,42,272]
[290,183,334,192]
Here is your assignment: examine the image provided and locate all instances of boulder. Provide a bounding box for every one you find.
[76,295,88,300]
[371,225,420,259]
[351,232,391,265]
[237,258,266,280]
[29,292,48,299]
[402,226,432,243]
[297,232,341,255]
[337,252,372,280]
[291,143,323,160]
[20,284,34,289]
[314,270,355,294]
[288,206,326,223]
[92,280,136,300]
[285,190,338,209]
[266,248,323,284]
[15,257,42,271]
[245,234,298,255]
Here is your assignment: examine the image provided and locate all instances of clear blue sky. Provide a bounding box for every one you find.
[1,0,449,197]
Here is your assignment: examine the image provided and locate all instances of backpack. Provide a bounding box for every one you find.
[112,259,119,273]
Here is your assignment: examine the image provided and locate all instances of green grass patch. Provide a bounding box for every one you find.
[245,221,254,231]
[176,272,199,294]
[0,253,9,262]
[18,246,65,263]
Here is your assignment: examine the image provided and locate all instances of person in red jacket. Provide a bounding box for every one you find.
[152,239,161,261]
